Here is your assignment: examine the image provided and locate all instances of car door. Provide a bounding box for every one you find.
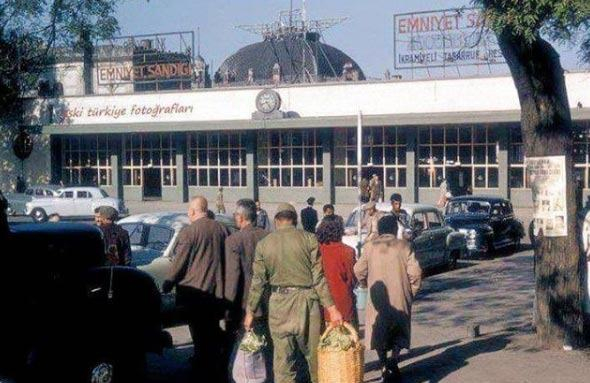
[410,211,432,269]
[490,201,511,248]
[74,190,94,217]
[56,190,76,216]
[425,209,448,267]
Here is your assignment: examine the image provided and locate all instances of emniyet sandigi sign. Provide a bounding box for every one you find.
[394,8,505,69]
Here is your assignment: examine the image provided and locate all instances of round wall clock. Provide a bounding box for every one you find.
[255,89,281,114]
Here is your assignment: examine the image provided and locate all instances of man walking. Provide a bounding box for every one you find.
[255,199,272,230]
[97,206,131,266]
[300,197,318,233]
[244,203,343,383]
[162,196,229,381]
[354,215,422,382]
[225,199,270,333]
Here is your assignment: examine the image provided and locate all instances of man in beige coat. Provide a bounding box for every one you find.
[354,215,422,382]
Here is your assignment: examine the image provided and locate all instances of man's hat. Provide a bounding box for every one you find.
[362,201,377,211]
[276,202,297,215]
[306,197,315,205]
[98,206,119,221]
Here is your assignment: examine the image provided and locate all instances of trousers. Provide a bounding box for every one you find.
[268,290,322,383]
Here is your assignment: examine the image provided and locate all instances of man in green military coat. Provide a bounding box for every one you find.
[244,202,343,383]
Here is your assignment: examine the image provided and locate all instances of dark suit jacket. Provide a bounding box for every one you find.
[301,206,318,233]
[224,224,269,316]
[167,217,228,300]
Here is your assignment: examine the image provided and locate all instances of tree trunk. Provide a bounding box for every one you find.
[497,31,586,348]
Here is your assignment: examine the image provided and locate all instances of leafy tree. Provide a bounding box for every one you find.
[473,0,590,348]
[0,0,120,126]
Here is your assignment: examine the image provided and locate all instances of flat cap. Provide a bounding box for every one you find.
[362,201,376,211]
[98,206,119,221]
[276,202,297,215]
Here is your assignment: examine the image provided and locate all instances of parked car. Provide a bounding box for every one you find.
[444,195,525,256]
[342,203,466,270]
[25,186,128,223]
[0,221,171,382]
[117,212,236,326]
[5,185,61,216]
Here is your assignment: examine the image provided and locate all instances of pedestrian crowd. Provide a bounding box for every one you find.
[156,186,422,383]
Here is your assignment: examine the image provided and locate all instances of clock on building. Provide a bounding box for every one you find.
[255,89,281,114]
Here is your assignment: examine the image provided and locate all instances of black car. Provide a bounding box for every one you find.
[0,221,171,382]
[444,195,525,256]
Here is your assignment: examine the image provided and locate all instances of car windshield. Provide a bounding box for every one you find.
[446,200,491,215]
[120,223,144,246]
[145,225,174,252]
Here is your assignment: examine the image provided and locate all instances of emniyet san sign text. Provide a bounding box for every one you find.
[97,62,192,85]
[393,8,505,69]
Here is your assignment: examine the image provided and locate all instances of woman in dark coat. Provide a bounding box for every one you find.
[316,219,358,327]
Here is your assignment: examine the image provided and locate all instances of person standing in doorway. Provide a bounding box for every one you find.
[301,197,319,233]
[216,187,226,214]
[369,174,382,202]
[244,203,343,383]
[255,199,272,231]
[360,177,370,203]
[162,196,229,381]
[354,215,422,382]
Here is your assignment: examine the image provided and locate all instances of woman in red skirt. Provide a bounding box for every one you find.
[316,218,358,328]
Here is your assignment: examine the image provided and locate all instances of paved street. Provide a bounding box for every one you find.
[142,248,590,383]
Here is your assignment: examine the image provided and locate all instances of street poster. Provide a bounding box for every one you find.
[526,156,568,237]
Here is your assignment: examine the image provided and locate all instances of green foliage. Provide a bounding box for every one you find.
[239,330,267,353]
[319,326,356,351]
[0,0,121,123]
[473,0,590,62]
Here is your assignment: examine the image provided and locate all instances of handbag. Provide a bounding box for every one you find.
[230,330,268,383]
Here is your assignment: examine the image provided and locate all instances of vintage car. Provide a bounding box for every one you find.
[117,212,236,326]
[25,186,128,223]
[342,203,467,270]
[0,221,171,382]
[444,195,525,256]
[5,184,61,216]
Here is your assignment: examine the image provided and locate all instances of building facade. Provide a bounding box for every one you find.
[14,71,590,209]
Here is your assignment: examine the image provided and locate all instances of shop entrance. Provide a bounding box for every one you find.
[447,167,472,197]
[143,168,162,200]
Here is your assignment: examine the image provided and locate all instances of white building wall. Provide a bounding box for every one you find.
[25,72,590,127]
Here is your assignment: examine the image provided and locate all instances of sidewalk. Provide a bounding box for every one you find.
[360,251,590,383]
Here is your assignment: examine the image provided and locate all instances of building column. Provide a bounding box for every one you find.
[406,128,418,203]
[50,135,62,184]
[175,133,188,203]
[110,135,123,200]
[321,128,334,204]
[246,131,257,200]
[498,125,509,199]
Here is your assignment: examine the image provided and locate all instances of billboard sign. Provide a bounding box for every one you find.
[393,8,505,69]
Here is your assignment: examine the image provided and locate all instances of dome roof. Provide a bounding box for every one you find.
[216,32,365,85]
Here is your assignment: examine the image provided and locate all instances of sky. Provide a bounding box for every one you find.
[115,0,586,79]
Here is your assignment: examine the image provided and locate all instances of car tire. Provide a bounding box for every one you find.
[31,208,48,223]
[448,250,460,270]
[512,237,521,253]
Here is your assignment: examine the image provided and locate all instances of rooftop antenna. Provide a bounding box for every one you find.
[236,2,347,39]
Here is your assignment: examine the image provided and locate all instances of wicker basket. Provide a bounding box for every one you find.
[318,322,364,383]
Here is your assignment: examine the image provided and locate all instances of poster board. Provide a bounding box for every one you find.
[526,156,567,237]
